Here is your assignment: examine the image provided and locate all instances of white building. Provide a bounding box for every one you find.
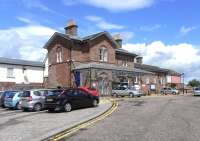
[0,57,44,90]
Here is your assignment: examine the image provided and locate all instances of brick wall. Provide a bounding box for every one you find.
[89,36,116,64]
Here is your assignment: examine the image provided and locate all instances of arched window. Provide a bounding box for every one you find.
[99,47,108,62]
[56,47,63,63]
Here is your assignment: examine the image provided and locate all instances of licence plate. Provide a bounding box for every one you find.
[47,98,53,102]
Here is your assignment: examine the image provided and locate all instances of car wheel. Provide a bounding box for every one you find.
[113,93,118,97]
[15,102,21,110]
[33,103,42,112]
[92,99,98,107]
[22,107,28,112]
[129,93,134,98]
[48,108,55,112]
[64,103,72,112]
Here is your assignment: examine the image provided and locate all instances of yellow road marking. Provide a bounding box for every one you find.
[45,98,118,141]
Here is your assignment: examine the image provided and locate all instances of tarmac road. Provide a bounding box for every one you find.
[65,94,200,141]
[0,99,111,141]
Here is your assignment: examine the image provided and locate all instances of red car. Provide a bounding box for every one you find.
[79,86,100,97]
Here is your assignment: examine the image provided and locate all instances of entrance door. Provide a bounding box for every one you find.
[98,78,109,96]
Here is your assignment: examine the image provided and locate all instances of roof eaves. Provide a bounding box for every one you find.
[43,32,72,49]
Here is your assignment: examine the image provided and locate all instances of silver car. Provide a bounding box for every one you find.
[21,89,48,111]
[160,87,179,95]
[193,87,200,96]
[112,86,143,97]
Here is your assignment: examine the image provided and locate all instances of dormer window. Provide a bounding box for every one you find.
[99,47,108,62]
[56,47,63,63]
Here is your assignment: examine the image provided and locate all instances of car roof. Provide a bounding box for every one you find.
[25,88,61,91]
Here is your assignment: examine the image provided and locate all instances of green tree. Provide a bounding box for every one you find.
[187,79,200,87]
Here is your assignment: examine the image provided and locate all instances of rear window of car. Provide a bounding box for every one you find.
[22,91,30,97]
[195,88,200,91]
[6,92,17,98]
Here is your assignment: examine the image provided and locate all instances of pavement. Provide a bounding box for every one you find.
[64,94,200,141]
[0,98,112,141]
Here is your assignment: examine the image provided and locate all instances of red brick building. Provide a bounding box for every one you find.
[44,20,182,95]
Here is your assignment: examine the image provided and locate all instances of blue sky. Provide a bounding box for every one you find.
[0,0,200,81]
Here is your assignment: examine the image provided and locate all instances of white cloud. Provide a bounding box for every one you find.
[85,15,125,30]
[140,24,161,32]
[22,0,67,18]
[16,17,39,25]
[63,0,155,12]
[0,24,56,61]
[179,26,197,36]
[22,0,53,12]
[123,41,200,82]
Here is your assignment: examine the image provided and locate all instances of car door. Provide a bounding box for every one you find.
[67,89,82,108]
[167,88,172,94]
[117,87,123,95]
[120,86,128,96]
[78,89,92,107]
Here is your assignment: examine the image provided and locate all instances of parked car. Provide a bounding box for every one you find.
[1,91,18,108]
[0,91,6,107]
[21,89,51,111]
[45,88,100,112]
[193,87,200,96]
[160,87,179,95]
[4,91,23,110]
[112,86,143,97]
[0,91,3,97]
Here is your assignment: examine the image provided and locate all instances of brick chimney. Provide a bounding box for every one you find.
[113,34,122,48]
[64,19,78,36]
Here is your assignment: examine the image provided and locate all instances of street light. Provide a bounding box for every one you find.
[181,73,184,94]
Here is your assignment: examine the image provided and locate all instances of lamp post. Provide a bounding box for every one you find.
[181,73,184,94]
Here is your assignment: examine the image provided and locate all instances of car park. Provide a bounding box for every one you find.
[193,87,200,96]
[160,87,179,95]
[112,86,143,97]
[21,89,51,111]
[45,88,100,112]
[4,91,23,110]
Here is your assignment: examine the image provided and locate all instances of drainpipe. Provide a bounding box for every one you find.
[90,66,92,88]
[69,46,72,88]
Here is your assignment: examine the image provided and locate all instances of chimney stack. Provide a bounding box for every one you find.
[113,34,122,48]
[64,19,78,36]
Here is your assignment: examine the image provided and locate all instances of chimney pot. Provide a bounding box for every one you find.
[64,19,78,36]
[113,34,122,48]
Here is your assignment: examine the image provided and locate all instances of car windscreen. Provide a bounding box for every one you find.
[22,91,31,97]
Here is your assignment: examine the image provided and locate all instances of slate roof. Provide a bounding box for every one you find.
[116,48,138,57]
[134,63,180,75]
[73,62,153,74]
[43,31,138,57]
[0,57,44,67]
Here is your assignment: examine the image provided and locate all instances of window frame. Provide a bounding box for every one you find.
[99,46,108,62]
[56,46,63,63]
[7,68,15,78]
